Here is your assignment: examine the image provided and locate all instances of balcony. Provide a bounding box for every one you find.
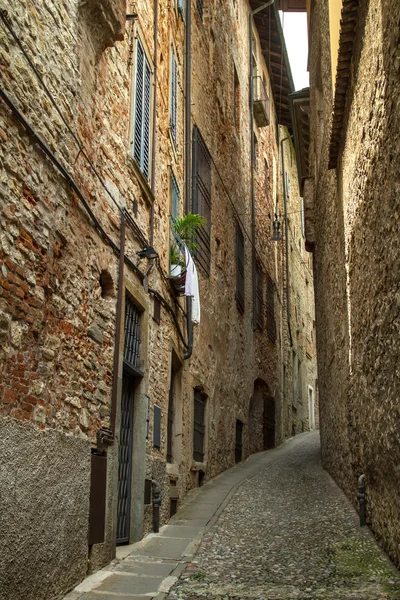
[253,76,270,128]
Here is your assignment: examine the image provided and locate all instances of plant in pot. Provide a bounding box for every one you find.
[170,212,207,279]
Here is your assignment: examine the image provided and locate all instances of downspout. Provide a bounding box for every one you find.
[249,0,274,329]
[183,0,193,360]
[149,0,159,246]
[281,134,293,348]
[110,210,126,438]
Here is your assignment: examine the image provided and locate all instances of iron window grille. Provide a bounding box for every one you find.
[235,420,243,463]
[267,276,276,343]
[196,0,204,20]
[124,296,141,368]
[236,223,245,313]
[193,390,206,462]
[170,47,178,147]
[132,38,152,180]
[255,262,264,329]
[192,126,212,275]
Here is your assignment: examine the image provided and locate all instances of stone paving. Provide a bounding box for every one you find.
[168,433,400,600]
[65,432,400,600]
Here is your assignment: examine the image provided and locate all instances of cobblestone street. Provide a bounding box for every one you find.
[168,433,400,600]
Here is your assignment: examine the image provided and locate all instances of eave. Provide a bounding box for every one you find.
[289,87,310,196]
[250,0,295,129]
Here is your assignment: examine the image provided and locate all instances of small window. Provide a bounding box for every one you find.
[267,276,276,342]
[132,37,152,180]
[233,67,240,130]
[193,390,206,462]
[255,263,264,329]
[196,0,204,20]
[170,47,178,147]
[235,223,245,313]
[192,126,212,275]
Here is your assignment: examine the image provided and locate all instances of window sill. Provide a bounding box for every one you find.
[126,154,154,207]
[191,460,207,472]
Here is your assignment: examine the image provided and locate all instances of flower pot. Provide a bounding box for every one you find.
[170,264,182,278]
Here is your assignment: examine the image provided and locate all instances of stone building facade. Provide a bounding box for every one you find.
[0,0,317,598]
[303,0,400,569]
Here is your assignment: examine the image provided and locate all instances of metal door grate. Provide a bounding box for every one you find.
[124,296,141,367]
[117,373,135,544]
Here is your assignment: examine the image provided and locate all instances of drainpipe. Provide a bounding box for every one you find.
[281,134,293,348]
[149,0,159,246]
[249,0,274,330]
[109,210,126,439]
[183,0,193,360]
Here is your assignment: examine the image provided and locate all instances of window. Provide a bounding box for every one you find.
[267,276,276,342]
[170,170,179,219]
[153,405,161,448]
[235,223,245,313]
[235,420,243,463]
[124,296,141,368]
[233,67,240,129]
[193,390,206,462]
[170,47,178,147]
[192,126,212,274]
[167,376,174,463]
[132,38,152,180]
[255,263,264,329]
[196,0,204,20]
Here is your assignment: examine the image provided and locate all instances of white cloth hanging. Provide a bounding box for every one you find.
[184,245,201,325]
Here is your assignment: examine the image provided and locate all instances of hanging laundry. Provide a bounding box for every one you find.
[184,245,201,325]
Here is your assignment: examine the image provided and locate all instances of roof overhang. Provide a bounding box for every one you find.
[289,87,310,196]
[250,0,295,128]
[277,0,306,11]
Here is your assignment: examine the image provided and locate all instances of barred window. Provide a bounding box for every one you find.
[124,296,141,368]
[132,38,152,180]
[267,276,276,343]
[236,223,245,313]
[192,126,212,275]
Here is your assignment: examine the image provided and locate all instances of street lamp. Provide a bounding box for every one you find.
[271,214,282,242]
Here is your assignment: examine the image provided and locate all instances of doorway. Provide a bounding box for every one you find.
[117,372,137,544]
[308,386,315,430]
[263,394,275,450]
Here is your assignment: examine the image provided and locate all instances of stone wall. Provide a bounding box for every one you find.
[0,0,316,596]
[309,0,400,567]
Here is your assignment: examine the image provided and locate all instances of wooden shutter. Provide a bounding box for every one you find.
[133,38,151,180]
[170,171,179,219]
[236,223,245,313]
[192,126,212,274]
[170,49,178,147]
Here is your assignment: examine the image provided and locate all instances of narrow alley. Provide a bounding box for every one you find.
[65,433,400,600]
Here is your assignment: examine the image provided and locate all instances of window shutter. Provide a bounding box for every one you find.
[170,49,178,147]
[171,171,179,219]
[133,39,151,180]
[192,126,212,275]
[236,224,245,312]
[153,405,161,448]
[193,391,206,462]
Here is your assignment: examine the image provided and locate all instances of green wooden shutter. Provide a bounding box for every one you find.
[133,39,151,180]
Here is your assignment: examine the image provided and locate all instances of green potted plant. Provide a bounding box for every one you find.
[170,212,207,279]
